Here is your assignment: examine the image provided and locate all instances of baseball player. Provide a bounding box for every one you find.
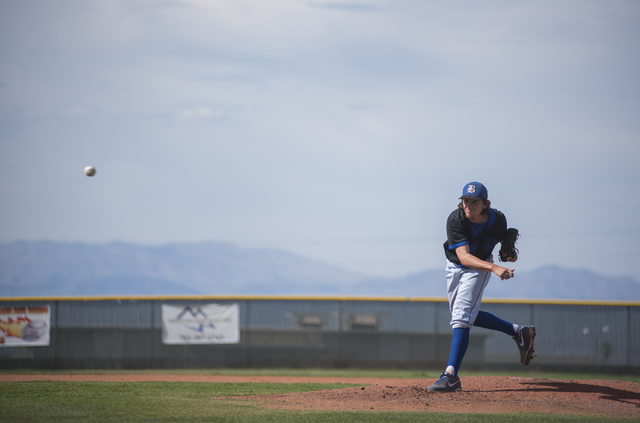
[427,181,536,392]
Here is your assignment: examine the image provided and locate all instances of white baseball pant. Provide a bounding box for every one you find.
[446,256,493,329]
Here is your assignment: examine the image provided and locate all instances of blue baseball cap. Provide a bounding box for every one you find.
[459,182,488,200]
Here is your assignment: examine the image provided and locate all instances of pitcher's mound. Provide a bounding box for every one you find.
[237,376,640,418]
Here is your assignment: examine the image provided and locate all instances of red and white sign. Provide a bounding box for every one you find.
[0,305,51,347]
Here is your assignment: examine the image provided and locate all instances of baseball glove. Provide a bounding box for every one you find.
[499,228,519,262]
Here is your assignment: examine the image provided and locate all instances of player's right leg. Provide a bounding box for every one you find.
[447,263,491,330]
[427,371,462,392]
[429,262,489,392]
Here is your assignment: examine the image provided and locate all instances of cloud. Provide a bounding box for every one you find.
[63,106,95,117]
[181,108,224,119]
[308,2,380,11]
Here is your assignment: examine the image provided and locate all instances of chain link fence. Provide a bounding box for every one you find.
[1,297,638,374]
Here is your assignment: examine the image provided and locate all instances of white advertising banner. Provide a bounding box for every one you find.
[0,305,51,347]
[161,303,240,345]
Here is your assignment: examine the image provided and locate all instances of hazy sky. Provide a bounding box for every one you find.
[1,0,639,281]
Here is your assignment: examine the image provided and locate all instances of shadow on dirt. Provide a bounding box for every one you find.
[521,380,640,406]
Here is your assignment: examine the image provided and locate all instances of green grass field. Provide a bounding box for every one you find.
[1,369,637,422]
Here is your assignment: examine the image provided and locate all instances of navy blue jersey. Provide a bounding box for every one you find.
[443,207,508,265]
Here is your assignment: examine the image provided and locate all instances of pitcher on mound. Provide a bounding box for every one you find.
[428,182,536,393]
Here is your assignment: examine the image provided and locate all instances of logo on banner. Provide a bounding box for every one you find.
[175,306,218,333]
[161,303,239,345]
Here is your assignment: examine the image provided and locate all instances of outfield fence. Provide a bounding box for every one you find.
[1,296,639,375]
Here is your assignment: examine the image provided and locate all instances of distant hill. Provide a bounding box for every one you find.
[1,241,639,301]
[483,265,640,301]
[351,267,640,301]
[0,241,365,296]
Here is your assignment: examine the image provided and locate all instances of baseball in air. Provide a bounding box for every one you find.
[84,166,96,177]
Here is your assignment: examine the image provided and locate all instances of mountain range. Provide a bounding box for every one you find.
[1,241,639,301]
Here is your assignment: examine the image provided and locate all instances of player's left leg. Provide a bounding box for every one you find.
[474,311,536,365]
[513,325,536,365]
[474,311,517,336]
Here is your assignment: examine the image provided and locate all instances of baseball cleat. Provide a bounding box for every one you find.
[513,325,536,365]
[427,372,462,392]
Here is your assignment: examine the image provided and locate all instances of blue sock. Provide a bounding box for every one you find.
[447,328,469,376]
[474,311,516,336]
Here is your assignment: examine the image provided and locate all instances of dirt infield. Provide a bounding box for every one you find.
[3,374,640,418]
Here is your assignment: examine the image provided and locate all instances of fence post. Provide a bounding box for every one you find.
[338,299,344,362]
[53,300,58,369]
[434,300,440,362]
[150,300,154,368]
[244,299,251,367]
[530,303,535,326]
[627,305,631,367]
